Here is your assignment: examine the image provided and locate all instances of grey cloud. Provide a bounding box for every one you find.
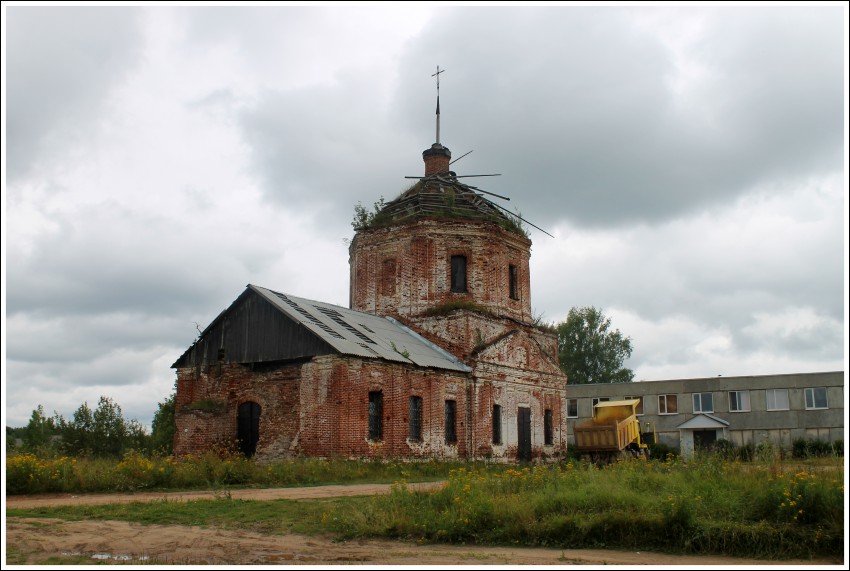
[388,7,844,229]
[6,7,145,182]
[238,80,425,230]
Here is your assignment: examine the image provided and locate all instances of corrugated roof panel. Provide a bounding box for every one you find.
[250,285,471,373]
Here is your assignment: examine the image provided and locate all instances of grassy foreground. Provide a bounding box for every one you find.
[320,457,844,559]
[5,454,844,560]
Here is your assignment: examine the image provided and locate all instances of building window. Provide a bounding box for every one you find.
[728,391,750,412]
[658,394,678,415]
[450,255,467,293]
[509,265,519,300]
[692,392,714,413]
[804,387,828,410]
[445,400,457,443]
[566,399,578,418]
[409,396,422,441]
[368,391,383,441]
[381,258,397,296]
[591,397,610,409]
[624,395,644,415]
[492,404,502,445]
[766,388,790,411]
[544,409,554,445]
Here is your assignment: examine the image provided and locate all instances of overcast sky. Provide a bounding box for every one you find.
[3,4,848,430]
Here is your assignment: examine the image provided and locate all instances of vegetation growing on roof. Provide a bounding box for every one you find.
[182,399,227,414]
[351,180,530,238]
[420,300,495,319]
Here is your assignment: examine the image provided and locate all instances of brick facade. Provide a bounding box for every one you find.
[173,143,568,463]
[349,219,532,324]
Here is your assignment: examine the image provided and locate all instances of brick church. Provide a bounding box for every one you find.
[172,98,569,462]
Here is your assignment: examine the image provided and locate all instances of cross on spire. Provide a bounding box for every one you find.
[432,66,445,144]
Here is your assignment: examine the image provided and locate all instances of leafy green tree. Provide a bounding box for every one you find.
[557,306,634,384]
[150,389,176,455]
[23,405,57,450]
[92,396,127,457]
[124,419,152,454]
[57,401,96,456]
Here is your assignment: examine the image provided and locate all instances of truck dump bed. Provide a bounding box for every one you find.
[573,399,642,453]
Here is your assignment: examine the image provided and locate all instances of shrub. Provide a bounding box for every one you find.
[792,438,844,459]
[647,441,677,460]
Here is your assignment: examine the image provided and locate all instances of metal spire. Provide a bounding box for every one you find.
[432,66,444,144]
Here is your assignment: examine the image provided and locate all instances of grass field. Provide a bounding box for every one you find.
[5,453,844,560]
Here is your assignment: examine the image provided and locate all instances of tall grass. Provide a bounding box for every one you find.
[5,450,475,495]
[321,456,845,559]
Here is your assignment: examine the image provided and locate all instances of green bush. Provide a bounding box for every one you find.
[647,441,678,460]
[792,438,844,459]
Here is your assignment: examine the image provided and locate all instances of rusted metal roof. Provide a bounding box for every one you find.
[250,285,471,373]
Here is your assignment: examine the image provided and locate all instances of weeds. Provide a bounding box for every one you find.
[320,457,844,559]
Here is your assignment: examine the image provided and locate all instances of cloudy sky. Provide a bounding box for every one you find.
[3,4,847,429]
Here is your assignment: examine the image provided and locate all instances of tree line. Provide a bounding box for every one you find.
[8,392,176,458]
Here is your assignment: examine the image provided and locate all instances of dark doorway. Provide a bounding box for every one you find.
[693,429,717,451]
[237,401,261,457]
[517,407,532,462]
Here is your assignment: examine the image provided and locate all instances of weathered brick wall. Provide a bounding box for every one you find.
[173,362,301,460]
[174,351,565,463]
[298,355,472,460]
[402,310,558,362]
[350,219,532,323]
[470,329,568,461]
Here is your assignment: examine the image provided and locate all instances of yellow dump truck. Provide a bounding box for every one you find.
[573,399,652,463]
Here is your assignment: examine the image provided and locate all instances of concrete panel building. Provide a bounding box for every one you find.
[565,371,844,458]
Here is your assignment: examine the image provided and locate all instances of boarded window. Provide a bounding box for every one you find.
[445,400,457,443]
[409,396,422,441]
[492,404,502,444]
[450,256,467,293]
[509,265,519,300]
[381,258,397,296]
[659,394,678,415]
[544,409,554,445]
[368,391,383,441]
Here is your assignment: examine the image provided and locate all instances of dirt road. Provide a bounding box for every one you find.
[5,484,843,566]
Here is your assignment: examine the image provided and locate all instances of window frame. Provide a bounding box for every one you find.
[445,400,458,444]
[509,264,519,300]
[765,388,790,411]
[450,255,468,293]
[591,397,610,409]
[368,391,383,441]
[566,398,578,419]
[658,394,678,415]
[492,404,502,445]
[408,396,423,442]
[804,387,829,410]
[728,390,750,413]
[544,409,554,446]
[692,392,714,414]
